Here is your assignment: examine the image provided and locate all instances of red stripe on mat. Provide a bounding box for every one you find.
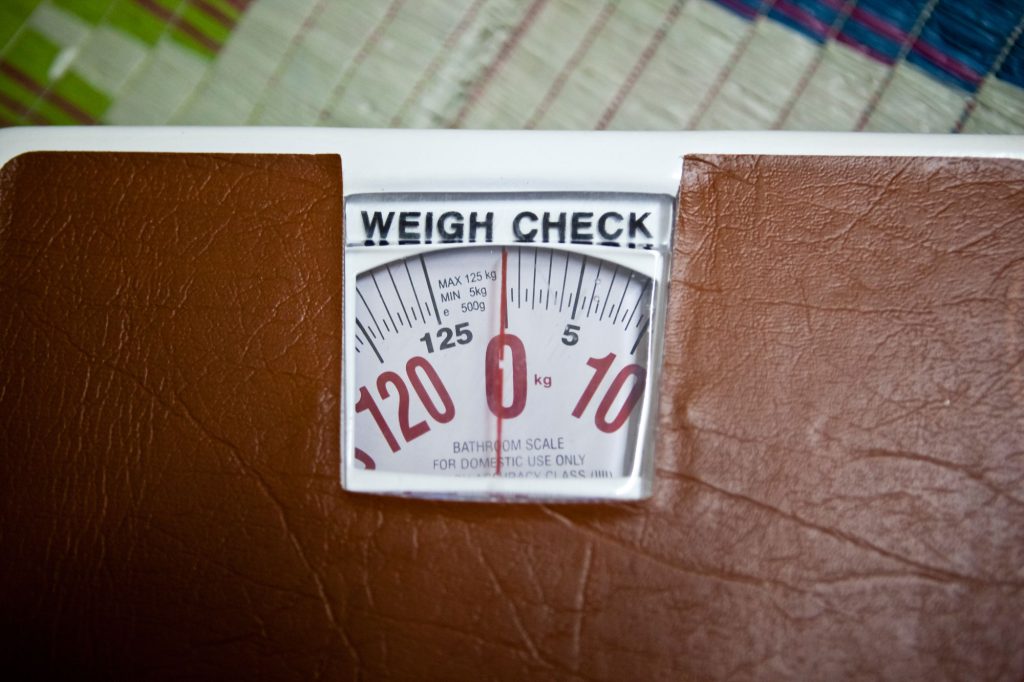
[595,0,684,130]
[0,63,93,123]
[316,0,407,121]
[134,0,221,53]
[391,0,486,126]
[221,0,251,12]
[451,0,549,127]
[835,32,895,64]
[839,4,906,43]
[0,90,50,124]
[716,0,759,19]
[253,0,330,122]
[192,0,236,29]
[952,9,1024,132]
[773,0,832,36]
[793,0,983,89]
[526,1,616,129]
[912,39,982,85]
[825,0,984,86]
[771,0,859,129]
[686,0,778,129]
[853,0,939,130]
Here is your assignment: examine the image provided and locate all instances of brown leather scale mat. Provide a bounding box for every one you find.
[1,152,1022,680]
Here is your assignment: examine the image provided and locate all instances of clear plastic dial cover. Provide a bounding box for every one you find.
[342,193,673,501]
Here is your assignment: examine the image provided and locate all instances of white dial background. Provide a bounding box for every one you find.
[351,245,654,483]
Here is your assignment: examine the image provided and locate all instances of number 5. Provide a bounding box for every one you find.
[561,323,580,346]
[455,322,473,345]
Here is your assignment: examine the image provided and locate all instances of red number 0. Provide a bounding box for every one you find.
[485,334,528,419]
[572,353,646,433]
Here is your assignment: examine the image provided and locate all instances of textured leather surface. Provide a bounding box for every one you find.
[1,151,1022,680]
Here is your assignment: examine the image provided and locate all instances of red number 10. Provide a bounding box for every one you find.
[572,353,646,433]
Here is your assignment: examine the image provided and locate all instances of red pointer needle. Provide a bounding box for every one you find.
[496,247,508,477]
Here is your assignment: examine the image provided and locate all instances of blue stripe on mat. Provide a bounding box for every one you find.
[711,0,1024,93]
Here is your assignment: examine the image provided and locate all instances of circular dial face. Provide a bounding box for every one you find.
[351,245,654,483]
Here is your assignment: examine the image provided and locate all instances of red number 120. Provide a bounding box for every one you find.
[355,356,455,452]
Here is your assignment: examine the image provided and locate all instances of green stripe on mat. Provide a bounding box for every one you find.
[3,28,58,84]
[106,0,186,47]
[0,29,106,124]
[169,3,231,57]
[0,88,46,124]
[0,72,80,124]
[205,0,243,21]
[182,3,231,41]
[52,70,112,118]
[0,0,45,52]
[52,0,117,25]
[188,0,239,31]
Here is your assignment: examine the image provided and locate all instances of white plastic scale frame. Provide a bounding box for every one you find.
[1,127,1022,503]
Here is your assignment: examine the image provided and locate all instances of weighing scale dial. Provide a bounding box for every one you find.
[342,194,672,500]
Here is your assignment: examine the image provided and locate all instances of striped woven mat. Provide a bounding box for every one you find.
[1,0,1022,132]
